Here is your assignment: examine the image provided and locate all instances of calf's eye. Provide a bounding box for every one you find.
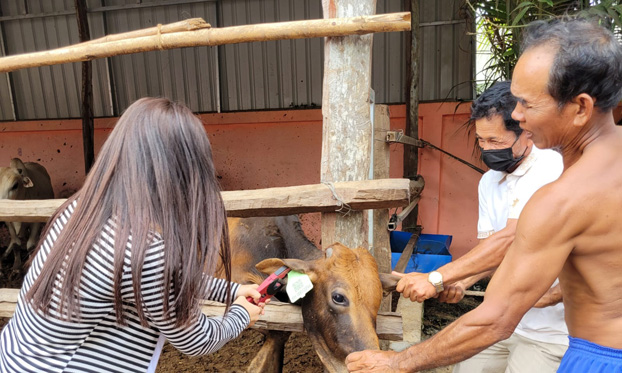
[331,292,348,306]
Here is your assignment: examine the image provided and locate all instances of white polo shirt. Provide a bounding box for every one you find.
[477,145,568,346]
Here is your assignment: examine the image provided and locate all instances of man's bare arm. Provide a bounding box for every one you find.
[461,269,494,290]
[347,185,575,372]
[394,221,515,303]
[533,283,562,308]
[437,270,493,304]
[439,220,516,284]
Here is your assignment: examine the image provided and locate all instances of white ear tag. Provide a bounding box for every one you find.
[286,270,313,303]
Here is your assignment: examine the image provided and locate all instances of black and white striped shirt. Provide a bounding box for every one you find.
[0,202,249,373]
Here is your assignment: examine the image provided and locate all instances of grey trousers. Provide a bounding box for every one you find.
[452,332,568,373]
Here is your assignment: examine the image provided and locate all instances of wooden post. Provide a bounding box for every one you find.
[372,105,392,313]
[320,0,377,250]
[75,0,94,174]
[390,297,423,351]
[402,0,420,233]
[390,1,424,352]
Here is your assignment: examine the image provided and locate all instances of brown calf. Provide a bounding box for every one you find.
[224,216,398,373]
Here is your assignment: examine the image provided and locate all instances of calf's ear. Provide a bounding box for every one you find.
[379,273,401,298]
[22,176,34,188]
[255,258,318,283]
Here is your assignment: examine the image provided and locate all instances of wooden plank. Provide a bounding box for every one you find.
[372,105,393,314]
[0,178,418,222]
[390,297,423,351]
[0,13,410,73]
[0,288,18,303]
[0,289,402,340]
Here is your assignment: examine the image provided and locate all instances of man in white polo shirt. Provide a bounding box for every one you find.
[391,81,568,372]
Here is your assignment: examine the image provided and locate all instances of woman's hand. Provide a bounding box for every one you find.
[233,296,266,327]
[234,284,267,327]
[236,284,261,301]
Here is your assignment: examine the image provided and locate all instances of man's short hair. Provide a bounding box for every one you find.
[470,81,522,136]
[522,18,622,111]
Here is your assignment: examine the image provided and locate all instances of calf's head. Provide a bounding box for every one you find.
[256,242,398,373]
[0,159,33,200]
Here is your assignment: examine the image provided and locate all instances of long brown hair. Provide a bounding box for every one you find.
[27,97,232,327]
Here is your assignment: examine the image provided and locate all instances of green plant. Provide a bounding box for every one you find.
[468,0,622,90]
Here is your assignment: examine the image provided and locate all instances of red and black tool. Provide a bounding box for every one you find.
[247,265,291,305]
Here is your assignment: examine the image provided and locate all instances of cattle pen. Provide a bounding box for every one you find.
[0,1,429,371]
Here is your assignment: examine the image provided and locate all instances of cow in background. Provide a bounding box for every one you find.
[0,158,54,268]
[223,216,399,373]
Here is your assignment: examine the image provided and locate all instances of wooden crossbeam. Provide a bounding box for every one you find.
[0,178,421,222]
[0,288,402,341]
[0,12,410,73]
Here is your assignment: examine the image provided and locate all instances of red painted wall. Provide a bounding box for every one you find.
[0,103,484,258]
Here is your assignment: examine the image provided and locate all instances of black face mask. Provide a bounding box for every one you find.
[481,136,526,172]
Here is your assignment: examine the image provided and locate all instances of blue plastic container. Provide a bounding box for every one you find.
[390,231,452,273]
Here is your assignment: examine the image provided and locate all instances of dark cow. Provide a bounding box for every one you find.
[222,216,398,373]
[0,158,54,268]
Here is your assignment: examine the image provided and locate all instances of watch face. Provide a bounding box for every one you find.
[429,272,442,283]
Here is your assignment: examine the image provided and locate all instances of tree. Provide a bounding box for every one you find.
[468,0,622,91]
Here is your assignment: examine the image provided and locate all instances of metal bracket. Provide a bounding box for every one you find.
[387,196,421,231]
[385,131,424,148]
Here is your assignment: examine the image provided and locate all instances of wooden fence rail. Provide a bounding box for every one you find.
[0,288,403,341]
[0,178,423,222]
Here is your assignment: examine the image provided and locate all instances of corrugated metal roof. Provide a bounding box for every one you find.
[0,0,473,120]
[0,0,113,120]
[373,0,406,104]
[218,0,323,111]
[419,0,473,100]
[102,0,219,114]
[0,23,15,121]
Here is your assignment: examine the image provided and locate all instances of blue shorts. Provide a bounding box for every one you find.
[558,336,622,372]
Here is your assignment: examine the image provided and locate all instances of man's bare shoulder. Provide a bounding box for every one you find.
[517,162,592,246]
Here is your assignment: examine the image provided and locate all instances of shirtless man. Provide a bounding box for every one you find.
[346,18,622,372]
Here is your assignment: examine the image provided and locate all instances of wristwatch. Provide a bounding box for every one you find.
[428,271,444,293]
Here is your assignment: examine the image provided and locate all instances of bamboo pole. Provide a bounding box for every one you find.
[0,12,410,73]
[0,178,421,222]
[83,18,211,45]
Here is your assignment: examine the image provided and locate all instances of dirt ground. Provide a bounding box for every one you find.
[0,222,481,372]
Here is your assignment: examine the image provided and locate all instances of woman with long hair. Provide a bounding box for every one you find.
[0,97,264,372]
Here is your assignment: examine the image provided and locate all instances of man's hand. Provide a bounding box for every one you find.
[346,350,404,372]
[438,282,466,303]
[393,271,438,303]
